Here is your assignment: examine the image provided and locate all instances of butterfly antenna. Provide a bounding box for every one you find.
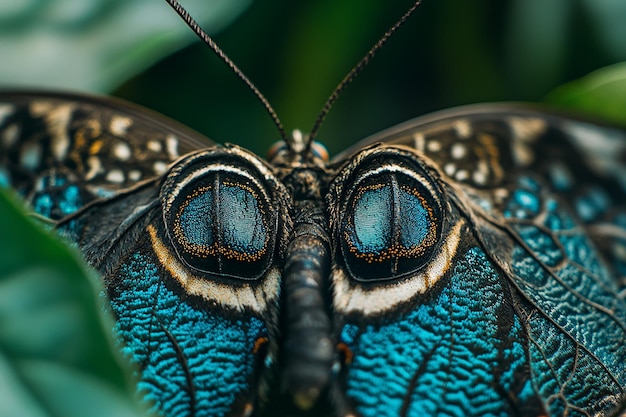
[165,0,288,142]
[308,1,422,142]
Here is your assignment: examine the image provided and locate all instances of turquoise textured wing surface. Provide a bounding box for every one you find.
[0,92,282,417]
[328,105,626,416]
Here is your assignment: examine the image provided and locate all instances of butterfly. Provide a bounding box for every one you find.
[1,1,626,416]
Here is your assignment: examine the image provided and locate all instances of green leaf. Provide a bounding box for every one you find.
[0,0,252,92]
[544,62,626,125]
[0,190,146,417]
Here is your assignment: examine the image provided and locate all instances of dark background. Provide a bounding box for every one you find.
[114,0,626,156]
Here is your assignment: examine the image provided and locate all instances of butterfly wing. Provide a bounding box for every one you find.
[0,90,211,205]
[327,104,626,416]
[0,92,280,417]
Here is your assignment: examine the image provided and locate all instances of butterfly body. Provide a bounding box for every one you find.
[1,91,626,417]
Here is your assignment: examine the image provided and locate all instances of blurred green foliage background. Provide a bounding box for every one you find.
[115,0,626,155]
[2,0,626,156]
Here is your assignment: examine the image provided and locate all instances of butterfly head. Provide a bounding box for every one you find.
[267,129,329,170]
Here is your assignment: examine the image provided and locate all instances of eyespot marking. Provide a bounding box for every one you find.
[173,183,268,263]
[336,153,444,283]
[333,220,463,316]
[346,183,437,263]
[147,224,278,313]
[162,150,284,281]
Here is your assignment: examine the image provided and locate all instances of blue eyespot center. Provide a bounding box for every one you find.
[177,183,267,257]
[178,188,215,247]
[352,183,433,255]
[221,184,267,253]
[341,168,442,281]
[166,170,276,280]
